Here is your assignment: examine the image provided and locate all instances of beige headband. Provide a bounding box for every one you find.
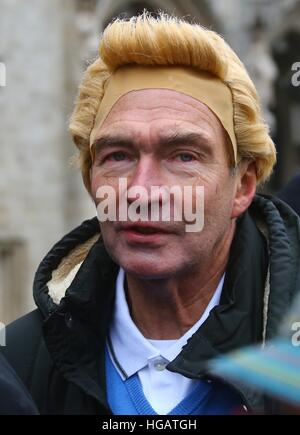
[90,65,237,162]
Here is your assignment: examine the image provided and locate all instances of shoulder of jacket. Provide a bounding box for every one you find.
[1,310,52,391]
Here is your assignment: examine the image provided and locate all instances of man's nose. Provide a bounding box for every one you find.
[126,156,166,204]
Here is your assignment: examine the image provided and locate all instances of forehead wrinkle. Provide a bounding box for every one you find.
[100,102,223,146]
[107,102,219,127]
[94,100,221,154]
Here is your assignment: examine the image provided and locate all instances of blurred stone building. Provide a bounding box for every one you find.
[0,0,300,323]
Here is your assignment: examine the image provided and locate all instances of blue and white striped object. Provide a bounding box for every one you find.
[209,338,300,406]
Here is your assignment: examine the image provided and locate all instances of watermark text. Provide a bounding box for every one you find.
[0,62,6,87]
[96,178,204,232]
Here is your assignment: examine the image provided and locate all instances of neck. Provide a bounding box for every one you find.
[125,223,236,340]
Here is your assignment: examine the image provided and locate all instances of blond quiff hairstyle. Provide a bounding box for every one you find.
[69,13,276,193]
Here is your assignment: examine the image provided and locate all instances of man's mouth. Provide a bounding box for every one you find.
[116,223,174,243]
[118,223,172,234]
[128,226,164,235]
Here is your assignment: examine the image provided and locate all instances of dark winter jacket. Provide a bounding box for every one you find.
[0,352,38,414]
[1,195,300,415]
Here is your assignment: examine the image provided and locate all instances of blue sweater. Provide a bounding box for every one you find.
[105,346,243,415]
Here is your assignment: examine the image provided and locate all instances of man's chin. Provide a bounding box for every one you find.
[119,260,177,280]
[103,239,183,279]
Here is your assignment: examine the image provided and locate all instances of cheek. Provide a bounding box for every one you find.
[90,166,101,198]
[90,178,98,201]
[90,169,119,203]
[196,173,236,218]
[190,173,220,205]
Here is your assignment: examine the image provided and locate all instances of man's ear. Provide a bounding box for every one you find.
[231,160,257,219]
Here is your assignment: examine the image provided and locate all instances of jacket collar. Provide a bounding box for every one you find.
[167,209,268,378]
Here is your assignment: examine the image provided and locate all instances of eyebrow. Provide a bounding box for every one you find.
[93,135,134,154]
[158,131,213,151]
[92,131,213,154]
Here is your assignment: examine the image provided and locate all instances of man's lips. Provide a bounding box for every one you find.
[115,223,176,243]
[116,223,175,235]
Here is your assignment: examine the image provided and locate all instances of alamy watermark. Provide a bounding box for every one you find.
[291,321,300,346]
[291,62,300,87]
[0,322,6,346]
[96,178,204,232]
[0,62,6,87]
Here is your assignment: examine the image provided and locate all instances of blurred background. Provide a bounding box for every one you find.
[1,0,300,324]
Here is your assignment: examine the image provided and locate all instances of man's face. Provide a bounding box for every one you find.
[90,89,243,279]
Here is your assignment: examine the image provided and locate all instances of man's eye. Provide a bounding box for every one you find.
[176,153,195,162]
[106,151,128,162]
